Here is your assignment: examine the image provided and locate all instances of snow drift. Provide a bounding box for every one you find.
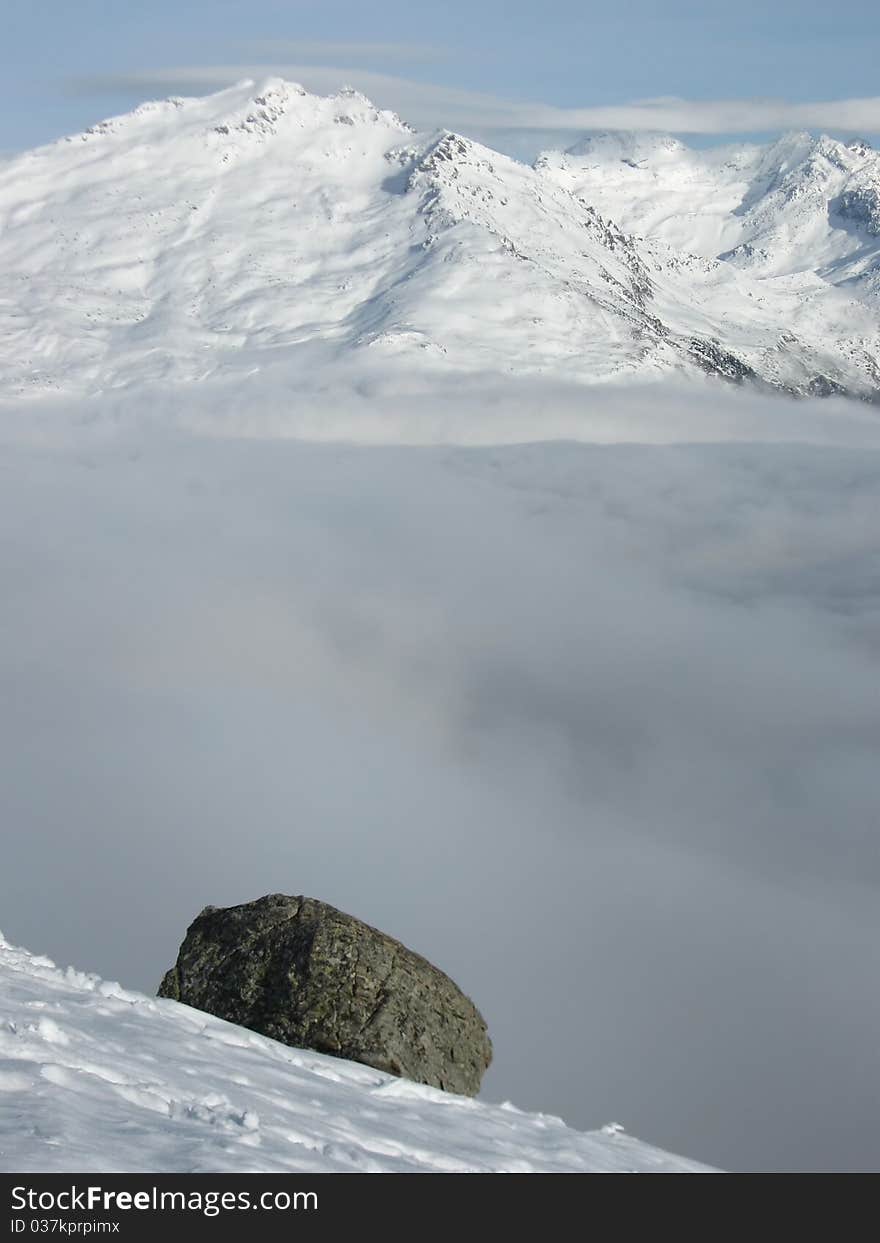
[0,934,712,1173]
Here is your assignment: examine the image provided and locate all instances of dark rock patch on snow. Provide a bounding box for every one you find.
[158,894,492,1096]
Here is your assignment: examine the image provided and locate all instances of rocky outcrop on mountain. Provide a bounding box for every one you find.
[687,338,760,384]
[158,893,493,1097]
[838,185,880,237]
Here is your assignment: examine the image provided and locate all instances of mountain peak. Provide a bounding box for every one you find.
[561,131,687,164]
[52,78,410,156]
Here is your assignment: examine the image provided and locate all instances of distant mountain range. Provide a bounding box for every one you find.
[1,79,878,401]
[537,130,880,297]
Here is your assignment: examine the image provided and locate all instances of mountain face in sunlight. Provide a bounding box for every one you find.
[1,79,878,401]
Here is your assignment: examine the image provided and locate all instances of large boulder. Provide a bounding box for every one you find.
[158,894,492,1096]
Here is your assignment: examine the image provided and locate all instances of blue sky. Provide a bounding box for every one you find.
[3,0,880,154]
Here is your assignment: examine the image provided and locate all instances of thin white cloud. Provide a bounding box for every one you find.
[66,65,526,133]
[241,40,453,64]
[67,64,880,136]
[563,94,880,135]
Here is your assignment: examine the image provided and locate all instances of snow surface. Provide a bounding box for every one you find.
[0,79,877,400]
[0,934,713,1173]
[537,130,880,295]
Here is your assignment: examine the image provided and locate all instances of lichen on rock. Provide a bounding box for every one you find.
[158,893,492,1097]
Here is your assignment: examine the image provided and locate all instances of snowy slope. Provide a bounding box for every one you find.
[537,131,880,300]
[0,934,713,1173]
[0,79,878,401]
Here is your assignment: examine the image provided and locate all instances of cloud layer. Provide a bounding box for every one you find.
[2,379,880,1172]
[241,40,453,65]
[69,64,880,138]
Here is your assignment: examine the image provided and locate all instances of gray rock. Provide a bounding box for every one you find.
[158,894,492,1096]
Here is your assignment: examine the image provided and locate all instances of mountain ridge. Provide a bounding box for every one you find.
[1,79,878,403]
[537,127,880,295]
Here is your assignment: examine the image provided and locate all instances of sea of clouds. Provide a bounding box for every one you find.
[2,372,880,1171]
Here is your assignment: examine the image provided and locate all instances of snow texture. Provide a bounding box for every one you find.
[0,935,713,1173]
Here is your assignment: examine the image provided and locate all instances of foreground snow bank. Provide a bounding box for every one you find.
[0,934,712,1173]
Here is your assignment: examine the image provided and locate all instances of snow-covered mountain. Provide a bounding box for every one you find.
[537,130,880,305]
[1,78,878,402]
[0,934,712,1173]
